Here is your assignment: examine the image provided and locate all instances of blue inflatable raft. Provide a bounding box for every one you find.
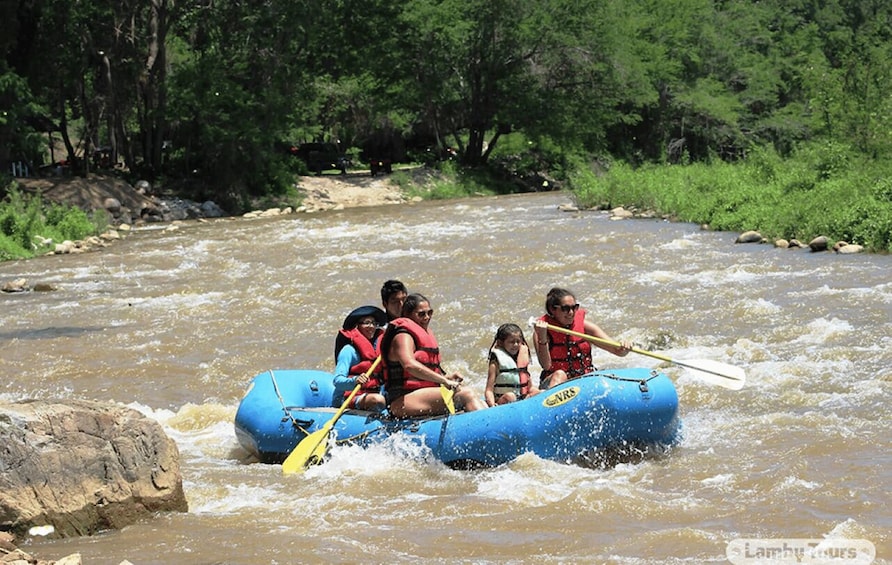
[234,368,681,468]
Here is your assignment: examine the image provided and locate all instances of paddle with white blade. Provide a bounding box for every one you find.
[282,356,382,475]
[533,321,746,390]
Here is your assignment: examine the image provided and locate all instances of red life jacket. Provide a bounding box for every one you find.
[380,318,443,402]
[539,308,593,379]
[336,327,383,398]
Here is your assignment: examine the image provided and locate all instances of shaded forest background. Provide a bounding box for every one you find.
[2,0,891,246]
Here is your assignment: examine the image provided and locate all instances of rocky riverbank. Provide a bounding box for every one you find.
[584,204,864,254]
[7,170,864,269]
[9,171,412,258]
[15,170,411,225]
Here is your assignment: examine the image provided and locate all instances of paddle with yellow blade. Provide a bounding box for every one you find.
[440,384,456,414]
[534,321,746,390]
[282,356,382,475]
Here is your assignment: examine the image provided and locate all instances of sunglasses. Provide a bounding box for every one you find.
[414,309,434,318]
[557,304,580,313]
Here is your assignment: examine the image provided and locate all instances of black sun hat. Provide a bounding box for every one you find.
[335,305,388,363]
[342,305,387,330]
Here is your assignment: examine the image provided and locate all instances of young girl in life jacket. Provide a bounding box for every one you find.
[484,323,541,406]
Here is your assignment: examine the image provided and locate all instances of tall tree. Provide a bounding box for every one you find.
[802,0,892,157]
[5,0,180,176]
[395,0,656,164]
[165,0,320,205]
[139,0,178,175]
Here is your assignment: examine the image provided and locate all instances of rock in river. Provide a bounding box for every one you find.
[0,400,187,539]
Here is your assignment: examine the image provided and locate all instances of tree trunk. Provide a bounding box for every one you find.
[57,86,76,168]
[140,0,172,177]
[102,52,117,166]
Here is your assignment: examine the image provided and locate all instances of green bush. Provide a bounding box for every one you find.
[0,184,105,262]
[0,235,30,261]
[568,143,892,252]
[44,202,105,241]
[0,187,42,250]
[402,161,505,201]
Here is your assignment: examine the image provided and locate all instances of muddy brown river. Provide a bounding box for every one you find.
[2,192,888,564]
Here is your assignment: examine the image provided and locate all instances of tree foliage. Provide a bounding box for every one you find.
[3,0,892,208]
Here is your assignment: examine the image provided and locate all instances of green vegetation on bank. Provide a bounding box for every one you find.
[397,161,523,201]
[0,187,106,261]
[569,142,892,252]
[366,135,892,254]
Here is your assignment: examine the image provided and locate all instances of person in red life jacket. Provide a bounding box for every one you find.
[332,305,388,411]
[380,279,408,322]
[532,287,632,389]
[381,293,487,418]
[484,323,540,406]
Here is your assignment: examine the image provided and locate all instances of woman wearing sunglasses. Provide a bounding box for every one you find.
[332,305,388,411]
[533,287,632,389]
[380,293,486,417]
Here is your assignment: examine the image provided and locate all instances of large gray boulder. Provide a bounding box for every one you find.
[0,400,187,539]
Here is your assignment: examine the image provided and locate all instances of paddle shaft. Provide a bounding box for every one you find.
[325,382,362,433]
[542,323,739,382]
[319,355,384,435]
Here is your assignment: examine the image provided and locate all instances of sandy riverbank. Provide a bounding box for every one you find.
[13,166,433,217]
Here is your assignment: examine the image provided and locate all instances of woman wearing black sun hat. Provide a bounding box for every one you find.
[331,305,388,411]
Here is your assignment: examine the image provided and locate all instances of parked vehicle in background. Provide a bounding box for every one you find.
[366,156,392,177]
[361,132,405,177]
[289,143,349,174]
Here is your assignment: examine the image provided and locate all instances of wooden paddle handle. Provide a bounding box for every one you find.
[540,323,659,360]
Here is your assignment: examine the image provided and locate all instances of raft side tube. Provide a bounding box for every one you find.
[417,368,679,466]
[234,368,680,467]
[234,369,337,462]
